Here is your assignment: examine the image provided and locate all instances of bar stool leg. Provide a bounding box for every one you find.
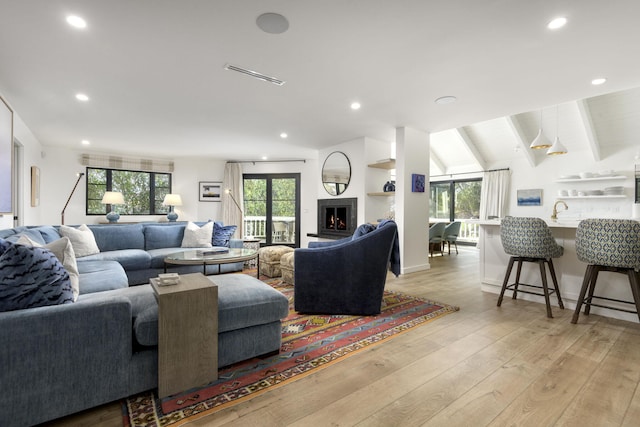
[547,258,564,309]
[627,269,640,323]
[538,260,553,318]
[584,266,601,316]
[572,265,594,324]
[498,257,516,307]
[512,258,524,300]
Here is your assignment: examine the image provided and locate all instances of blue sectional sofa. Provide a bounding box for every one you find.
[0,222,289,427]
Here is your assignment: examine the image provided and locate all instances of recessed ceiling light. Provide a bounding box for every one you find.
[75,93,89,102]
[66,15,87,29]
[591,77,607,85]
[547,17,567,29]
[435,96,457,105]
[280,132,288,139]
[256,13,289,34]
[350,102,361,110]
[81,140,90,145]
[261,156,268,160]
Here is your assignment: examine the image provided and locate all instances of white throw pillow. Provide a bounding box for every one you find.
[59,224,100,257]
[16,235,80,301]
[181,221,213,248]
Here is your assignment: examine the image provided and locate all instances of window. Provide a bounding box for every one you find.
[86,167,171,215]
[430,178,481,243]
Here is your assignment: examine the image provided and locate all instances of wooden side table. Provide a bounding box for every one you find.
[151,273,218,398]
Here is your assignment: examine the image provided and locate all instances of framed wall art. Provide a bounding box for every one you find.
[411,173,425,193]
[0,96,13,214]
[199,181,222,202]
[517,188,542,206]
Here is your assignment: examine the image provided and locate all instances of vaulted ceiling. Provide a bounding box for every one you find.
[0,1,639,167]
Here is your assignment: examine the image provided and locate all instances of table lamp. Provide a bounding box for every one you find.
[101,191,125,223]
[162,194,183,222]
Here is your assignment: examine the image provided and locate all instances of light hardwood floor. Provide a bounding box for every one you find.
[49,246,640,427]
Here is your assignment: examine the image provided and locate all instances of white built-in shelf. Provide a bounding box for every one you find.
[367,159,396,170]
[367,192,395,197]
[556,195,626,199]
[556,175,626,183]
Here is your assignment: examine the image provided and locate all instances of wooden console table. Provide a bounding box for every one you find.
[151,273,218,398]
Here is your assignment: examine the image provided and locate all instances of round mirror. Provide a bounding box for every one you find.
[322,151,351,196]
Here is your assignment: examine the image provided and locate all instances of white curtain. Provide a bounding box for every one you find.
[479,169,510,220]
[222,162,243,238]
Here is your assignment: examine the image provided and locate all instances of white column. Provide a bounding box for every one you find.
[395,127,430,274]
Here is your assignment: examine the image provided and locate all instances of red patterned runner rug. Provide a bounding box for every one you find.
[123,279,459,427]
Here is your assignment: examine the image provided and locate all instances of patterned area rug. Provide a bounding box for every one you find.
[123,278,459,426]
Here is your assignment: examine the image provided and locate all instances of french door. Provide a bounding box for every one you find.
[243,173,300,247]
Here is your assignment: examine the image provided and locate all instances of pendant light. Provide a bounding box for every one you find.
[529,109,552,149]
[547,105,568,155]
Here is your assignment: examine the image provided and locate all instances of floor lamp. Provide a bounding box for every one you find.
[61,172,85,225]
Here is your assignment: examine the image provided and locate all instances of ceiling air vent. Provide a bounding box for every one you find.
[224,63,286,86]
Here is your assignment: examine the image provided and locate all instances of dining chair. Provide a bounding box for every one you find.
[428,222,446,257]
[444,221,462,255]
[272,221,287,242]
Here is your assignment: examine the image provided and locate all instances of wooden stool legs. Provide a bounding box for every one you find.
[498,256,564,318]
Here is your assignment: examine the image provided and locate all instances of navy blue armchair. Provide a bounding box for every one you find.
[294,221,399,315]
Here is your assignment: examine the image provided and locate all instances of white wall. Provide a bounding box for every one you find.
[318,138,367,225]
[0,105,44,230]
[37,147,229,226]
[395,127,430,274]
[493,144,639,220]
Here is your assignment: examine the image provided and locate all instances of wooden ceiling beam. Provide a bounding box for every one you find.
[576,99,601,161]
[454,127,486,171]
[504,115,537,168]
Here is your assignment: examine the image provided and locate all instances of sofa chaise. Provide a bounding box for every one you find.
[0,221,289,427]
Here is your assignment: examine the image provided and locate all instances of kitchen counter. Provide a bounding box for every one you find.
[474,218,639,322]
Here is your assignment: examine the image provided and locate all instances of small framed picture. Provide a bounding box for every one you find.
[411,174,425,192]
[517,189,542,206]
[199,181,222,202]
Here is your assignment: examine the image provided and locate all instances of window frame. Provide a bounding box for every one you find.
[429,177,482,222]
[85,167,172,216]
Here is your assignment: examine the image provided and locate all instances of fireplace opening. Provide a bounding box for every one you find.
[317,198,357,238]
[325,207,347,230]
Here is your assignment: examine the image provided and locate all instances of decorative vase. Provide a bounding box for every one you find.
[383,181,395,192]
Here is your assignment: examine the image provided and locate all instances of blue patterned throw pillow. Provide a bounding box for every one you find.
[0,239,74,312]
[213,222,237,247]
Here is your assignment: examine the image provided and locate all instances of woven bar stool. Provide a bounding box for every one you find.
[498,216,565,318]
[571,218,640,324]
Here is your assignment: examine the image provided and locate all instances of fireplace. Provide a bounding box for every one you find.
[317,198,357,239]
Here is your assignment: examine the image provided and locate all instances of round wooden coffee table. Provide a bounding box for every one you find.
[164,248,259,278]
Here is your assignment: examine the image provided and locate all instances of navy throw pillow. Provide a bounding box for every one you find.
[352,223,376,240]
[212,222,237,247]
[0,240,74,312]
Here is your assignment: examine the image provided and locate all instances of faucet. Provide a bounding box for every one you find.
[551,200,568,221]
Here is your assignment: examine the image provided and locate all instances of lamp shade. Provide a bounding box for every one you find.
[101,191,125,205]
[547,137,568,155]
[529,128,552,149]
[162,194,183,206]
